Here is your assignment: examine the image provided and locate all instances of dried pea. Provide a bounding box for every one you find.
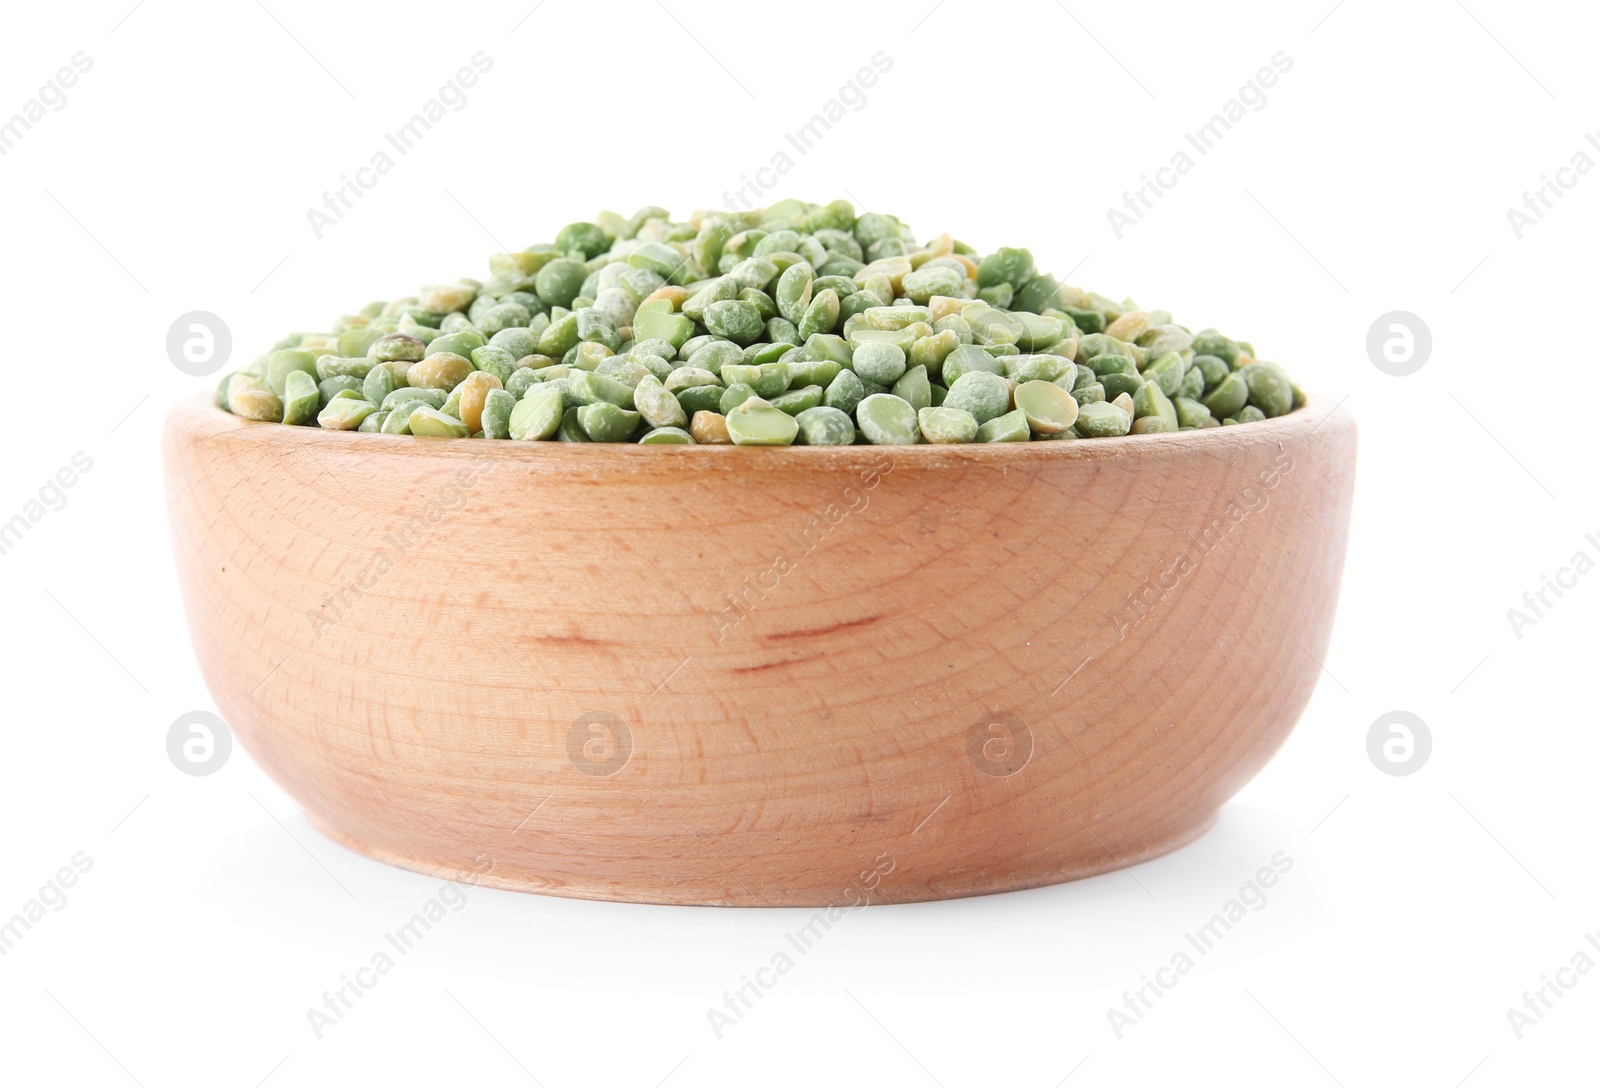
[362,364,397,406]
[409,352,474,392]
[676,384,725,415]
[1014,380,1079,435]
[943,371,1011,426]
[1074,400,1131,438]
[281,370,320,426]
[852,341,908,385]
[776,261,815,323]
[481,388,516,439]
[793,405,856,446]
[725,398,799,446]
[1242,362,1294,418]
[316,355,376,380]
[917,406,978,444]
[568,370,636,410]
[219,200,1305,444]
[824,368,867,414]
[228,374,283,422]
[505,368,540,399]
[1174,396,1212,429]
[1132,380,1179,431]
[1146,352,1186,397]
[578,401,641,442]
[265,350,318,396]
[751,362,791,398]
[856,394,919,445]
[789,357,842,388]
[770,385,824,416]
[318,375,363,408]
[797,288,840,339]
[379,408,411,434]
[407,405,467,437]
[457,371,502,433]
[1202,372,1249,419]
[689,410,733,444]
[1102,371,1143,400]
[639,426,695,444]
[941,344,1004,385]
[510,391,563,440]
[976,408,1030,443]
[635,375,689,428]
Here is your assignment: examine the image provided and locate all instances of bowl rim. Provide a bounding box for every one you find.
[169,391,1351,470]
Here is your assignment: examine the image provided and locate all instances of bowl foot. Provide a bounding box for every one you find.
[303,808,1221,907]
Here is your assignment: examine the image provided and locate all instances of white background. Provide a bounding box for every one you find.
[2,0,1596,1084]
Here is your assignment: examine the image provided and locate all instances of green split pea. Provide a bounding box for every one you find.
[215,198,1308,445]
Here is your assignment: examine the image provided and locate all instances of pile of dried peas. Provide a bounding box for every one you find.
[217,199,1305,445]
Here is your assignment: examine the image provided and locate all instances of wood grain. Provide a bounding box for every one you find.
[164,393,1357,905]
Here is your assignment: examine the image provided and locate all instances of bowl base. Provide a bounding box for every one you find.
[303,808,1221,907]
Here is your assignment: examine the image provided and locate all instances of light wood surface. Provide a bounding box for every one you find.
[164,393,1357,905]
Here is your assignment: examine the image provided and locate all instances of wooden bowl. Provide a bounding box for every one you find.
[164,393,1355,905]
